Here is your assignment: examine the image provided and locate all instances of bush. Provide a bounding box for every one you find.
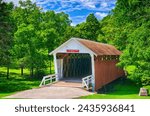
[34,69,46,78]
[128,71,142,85]
[141,77,150,86]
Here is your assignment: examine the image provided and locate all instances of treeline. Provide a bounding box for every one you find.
[0,0,70,78]
[99,0,150,85]
[0,0,101,79]
[0,0,150,85]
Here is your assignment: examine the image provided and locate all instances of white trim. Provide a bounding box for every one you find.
[57,59,63,79]
[49,38,73,55]
[73,38,97,56]
[51,38,96,91]
[53,53,58,81]
[49,38,97,56]
[90,53,95,92]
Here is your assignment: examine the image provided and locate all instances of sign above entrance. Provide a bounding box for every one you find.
[66,49,79,53]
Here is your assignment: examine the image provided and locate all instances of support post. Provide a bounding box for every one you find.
[90,54,95,92]
[53,53,58,81]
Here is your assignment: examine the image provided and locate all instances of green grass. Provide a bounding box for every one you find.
[1,66,150,99]
[0,67,54,98]
[81,78,150,99]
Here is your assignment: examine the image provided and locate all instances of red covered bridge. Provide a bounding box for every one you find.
[41,38,124,91]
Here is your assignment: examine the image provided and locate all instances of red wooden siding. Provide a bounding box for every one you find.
[94,56,125,91]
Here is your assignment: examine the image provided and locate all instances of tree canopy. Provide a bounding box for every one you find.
[75,13,101,41]
[0,0,149,86]
[99,0,150,85]
[0,0,14,66]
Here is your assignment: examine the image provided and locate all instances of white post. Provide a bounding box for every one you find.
[60,59,63,79]
[90,54,95,92]
[53,53,58,81]
[44,80,45,85]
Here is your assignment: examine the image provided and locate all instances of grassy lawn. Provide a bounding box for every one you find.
[81,78,150,99]
[1,66,150,99]
[0,67,53,98]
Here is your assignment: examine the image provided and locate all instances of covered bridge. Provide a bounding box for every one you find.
[49,38,124,91]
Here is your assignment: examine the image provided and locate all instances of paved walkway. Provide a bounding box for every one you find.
[5,81,93,99]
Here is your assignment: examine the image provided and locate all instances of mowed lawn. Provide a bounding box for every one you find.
[81,78,150,99]
[0,67,52,98]
[0,67,150,99]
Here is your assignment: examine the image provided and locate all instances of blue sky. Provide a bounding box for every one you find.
[5,0,116,26]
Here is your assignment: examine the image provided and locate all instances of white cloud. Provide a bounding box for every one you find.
[101,2,108,7]
[95,12,108,19]
[83,2,96,8]
[35,0,116,13]
[36,0,50,5]
[71,23,76,26]
[4,0,115,25]
[4,0,36,6]
[70,15,87,26]
[4,0,20,5]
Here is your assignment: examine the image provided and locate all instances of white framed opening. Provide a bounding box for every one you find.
[56,53,92,81]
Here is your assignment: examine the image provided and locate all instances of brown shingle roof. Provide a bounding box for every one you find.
[77,38,121,56]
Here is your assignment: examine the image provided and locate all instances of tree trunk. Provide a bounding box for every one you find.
[21,67,23,76]
[36,67,39,78]
[30,67,34,78]
[50,59,52,74]
[6,66,9,79]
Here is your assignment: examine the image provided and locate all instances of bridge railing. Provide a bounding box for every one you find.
[39,74,57,87]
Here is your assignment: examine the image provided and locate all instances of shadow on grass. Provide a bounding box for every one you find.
[0,73,41,93]
[97,77,141,95]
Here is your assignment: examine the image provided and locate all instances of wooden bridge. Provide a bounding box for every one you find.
[39,74,93,91]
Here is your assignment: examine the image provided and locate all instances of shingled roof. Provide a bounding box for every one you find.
[50,38,121,56]
[76,38,121,56]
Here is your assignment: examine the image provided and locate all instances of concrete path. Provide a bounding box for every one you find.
[5,81,93,99]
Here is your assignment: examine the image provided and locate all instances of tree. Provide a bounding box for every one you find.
[0,0,14,79]
[62,26,76,43]
[75,13,101,41]
[39,10,71,73]
[38,11,59,73]
[118,22,150,85]
[12,0,71,77]
[97,15,115,44]
[112,0,150,85]
[13,0,45,77]
[97,0,150,85]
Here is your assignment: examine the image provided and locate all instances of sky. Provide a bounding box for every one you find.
[4,0,116,26]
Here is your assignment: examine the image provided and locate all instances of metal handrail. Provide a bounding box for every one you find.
[39,74,57,87]
[82,75,93,90]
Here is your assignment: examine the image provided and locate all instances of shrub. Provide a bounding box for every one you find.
[141,77,150,86]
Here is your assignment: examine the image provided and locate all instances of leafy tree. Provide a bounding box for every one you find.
[0,0,14,79]
[13,0,45,77]
[97,15,115,44]
[113,0,150,85]
[98,0,150,86]
[38,11,58,73]
[39,10,71,73]
[75,13,101,41]
[118,22,150,85]
[12,0,71,77]
[62,26,76,43]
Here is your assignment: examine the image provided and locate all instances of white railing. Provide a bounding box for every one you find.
[39,74,57,87]
[82,75,93,90]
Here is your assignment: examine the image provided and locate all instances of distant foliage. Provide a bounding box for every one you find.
[0,0,14,66]
[74,13,101,41]
[1,0,71,77]
[0,0,150,83]
[99,0,150,85]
